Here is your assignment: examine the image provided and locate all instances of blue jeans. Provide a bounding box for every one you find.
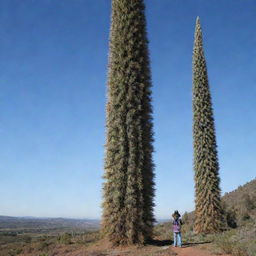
[173,232,182,247]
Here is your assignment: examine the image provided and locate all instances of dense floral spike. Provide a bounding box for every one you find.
[192,17,223,233]
[102,0,155,245]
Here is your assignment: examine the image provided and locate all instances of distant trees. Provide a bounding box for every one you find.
[102,0,155,245]
[192,17,223,233]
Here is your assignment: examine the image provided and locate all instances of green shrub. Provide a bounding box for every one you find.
[37,241,51,251]
[23,235,32,243]
[232,245,249,256]
[214,233,234,254]
[226,207,238,228]
[212,229,255,256]
[247,242,256,256]
[57,232,72,245]
[73,231,100,245]
[153,222,172,240]
[7,248,23,256]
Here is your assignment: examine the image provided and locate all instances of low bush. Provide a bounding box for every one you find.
[73,231,100,245]
[212,226,256,256]
[57,232,72,245]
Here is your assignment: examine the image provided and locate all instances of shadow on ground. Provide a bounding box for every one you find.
[148,240,211,247]
[148,239,172,246]
[180,241,211,248]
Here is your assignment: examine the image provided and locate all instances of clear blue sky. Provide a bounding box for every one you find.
[0,0,255,219]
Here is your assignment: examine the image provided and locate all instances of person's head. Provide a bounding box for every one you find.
[172,210,181,220]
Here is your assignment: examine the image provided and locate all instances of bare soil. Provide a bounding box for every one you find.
[172,245,230,256]
[60,239,230,256]
[17,238,231,256]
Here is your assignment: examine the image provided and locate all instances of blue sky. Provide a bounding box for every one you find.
[0,0,255,219]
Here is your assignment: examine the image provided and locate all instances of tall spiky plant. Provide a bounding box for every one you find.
[102,0,155,245]
[192,17,223,233]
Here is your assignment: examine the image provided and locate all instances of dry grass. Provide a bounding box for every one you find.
[211,224,256,256]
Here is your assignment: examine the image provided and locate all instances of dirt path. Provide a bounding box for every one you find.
[171,245,229,256]
[59,239,230,256]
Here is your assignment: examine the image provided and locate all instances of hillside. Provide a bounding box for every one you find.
[222,179,256,202]
[222,179,256,225]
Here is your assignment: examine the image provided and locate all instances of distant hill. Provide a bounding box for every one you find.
[0,216,100,232]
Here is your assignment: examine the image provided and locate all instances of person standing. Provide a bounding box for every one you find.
[172,210,183,247]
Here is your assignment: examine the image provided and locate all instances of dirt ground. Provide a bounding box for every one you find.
[172,245,230,256]
[70,239,230,256]
[18,239,230,256]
